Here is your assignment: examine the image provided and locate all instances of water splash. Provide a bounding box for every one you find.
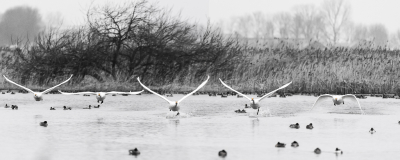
[165,111,192,119]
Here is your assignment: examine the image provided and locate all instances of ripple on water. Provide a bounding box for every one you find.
[0,94,399,159]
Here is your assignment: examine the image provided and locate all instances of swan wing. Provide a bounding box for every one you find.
[42,75,73,94]
[58,90,96,95]
[219,78,251,101]
[256,81,292,101]
[137,77,172,103]
[343,94,365,115]
[310,94,333,110]
[3,75,35,94]
[178,76,210,103]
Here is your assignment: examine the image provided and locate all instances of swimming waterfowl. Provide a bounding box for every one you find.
[306,123,314,129]
[83,105,91,109]
[219,79,292,116]
[4,104,9,108]
[50,107,56,110]
[58,90,144,104]
[290,123,300,129]
[93,105,100,108]
[314,148,321,154]
[3,75,73,101]
[311,94,365,114]
[234,109,246,113]
[11,105,18,110]
[291,141,299,147]
[369,128,376,134]
[237,94,243,98]
[245,104,250,108]
[63,106,72,110]
[40,121,48,127]
[218,150,227,157]
[335,148,343,154]
[129,148,140,156]
[275,142,286,148]
[137,76,209,116]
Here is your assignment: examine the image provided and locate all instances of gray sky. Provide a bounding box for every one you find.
[1,0,399,33]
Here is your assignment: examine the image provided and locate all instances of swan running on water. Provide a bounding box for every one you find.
[219,79,292,116]
[137,76,209,117]
[3,75,73,101]
[310,94,365,114]
[58,90,144,104]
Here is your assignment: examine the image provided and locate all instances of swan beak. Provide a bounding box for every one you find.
[175,101,178,104]
[98,94,100,96]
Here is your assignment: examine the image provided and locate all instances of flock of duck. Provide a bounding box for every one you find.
[1,74,375,157]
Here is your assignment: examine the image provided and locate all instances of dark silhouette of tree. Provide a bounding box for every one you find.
[0,6,43,45]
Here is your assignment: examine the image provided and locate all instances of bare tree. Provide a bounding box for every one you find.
[86,0,157,80]
[292,13,303,40]
[235,14,253,38]
[274,12,291,39]
[0,6,44,45]
[321,0,351,45]
[352,24,368,42]
[294,4,324,42]
[368,24,388,47]
[252,12,266,39]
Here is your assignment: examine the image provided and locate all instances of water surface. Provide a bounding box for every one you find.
[0,94,399,160]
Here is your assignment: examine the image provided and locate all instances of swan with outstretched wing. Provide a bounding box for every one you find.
[219,78,292,115]
[3,75,73,101]
[311,94,365,114]
[137,76,209,115]
[58,90,144,104]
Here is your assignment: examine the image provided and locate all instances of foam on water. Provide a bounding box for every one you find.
[0,94,399,159]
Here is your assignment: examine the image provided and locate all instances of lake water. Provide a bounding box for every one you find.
[1,93,400,160]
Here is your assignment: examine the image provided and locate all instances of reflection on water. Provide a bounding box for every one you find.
[0,94,400,159]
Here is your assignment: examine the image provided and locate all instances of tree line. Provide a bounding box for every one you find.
[1,0,400,95]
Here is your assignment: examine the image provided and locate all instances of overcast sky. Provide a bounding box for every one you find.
[1,0,399,33]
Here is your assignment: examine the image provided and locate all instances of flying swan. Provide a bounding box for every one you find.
[3,75,73,101]
[58,90,144,104]
[219,79,292,116]
[310,94,365,114]
[137,76,209,116]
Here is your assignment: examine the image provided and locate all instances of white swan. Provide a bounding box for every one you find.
[58,90,144,104]
[311,94,365,114]
[219,79,292,115]
[137,76,209,115]
[3,75,73,101]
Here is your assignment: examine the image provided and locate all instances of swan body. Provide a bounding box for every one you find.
[3,75,73,101]
[137,76,209,115]
[58,90,144,103]
[219,79,292,115]
[311,94,365,114]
